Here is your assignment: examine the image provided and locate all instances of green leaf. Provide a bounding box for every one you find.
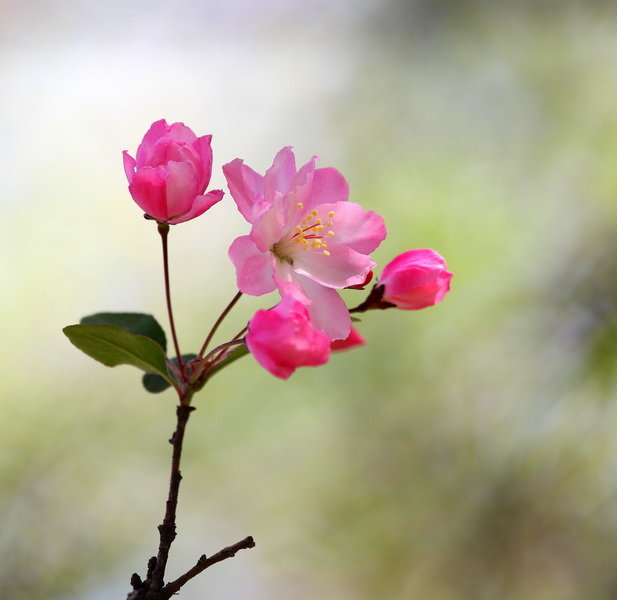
[80,312,167,351]
[143,354,196,394]
[63,324,171,380]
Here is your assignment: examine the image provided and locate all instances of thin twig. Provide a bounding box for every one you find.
[207,326,248,367]
[148,401,195,592]
[198,291,243,357]
[162,536,256,598]
[202,338,245,364]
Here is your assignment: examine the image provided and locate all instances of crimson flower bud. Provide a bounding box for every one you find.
[378,249,453,310]
[246,296,331,379]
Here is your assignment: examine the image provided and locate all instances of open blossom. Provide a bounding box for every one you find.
[123,119,224,224]
[245,296,331,379]
[225,147,386,340]
[378,249,453,309]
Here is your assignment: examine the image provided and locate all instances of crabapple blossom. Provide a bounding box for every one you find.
[225,147,386,340]
[245,296,331,379]
[123,119,223,224]
[378,249,453,309]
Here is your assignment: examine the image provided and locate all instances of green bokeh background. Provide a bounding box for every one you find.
[3,1,617,598]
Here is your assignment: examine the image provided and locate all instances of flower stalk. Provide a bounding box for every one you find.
[158,223,184,371]
[198,291,243,358]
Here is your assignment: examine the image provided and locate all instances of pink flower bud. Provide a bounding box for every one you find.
[378,249,453,310]
[246,296,331,379]
[123,119,224,224]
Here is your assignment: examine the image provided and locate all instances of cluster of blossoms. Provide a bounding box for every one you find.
[124,119,453,379]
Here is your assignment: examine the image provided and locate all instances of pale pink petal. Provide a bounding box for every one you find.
[223,158,267,223]
[128,167,168,220]
[295,276,352,340]
[292,243,375,288]
[273,262,310,303]
[264,146,296,199]
[229,235,277,295]
[123,151,136,184]
[316,201,387,254]
[305,166,349,209]
[164,161,199,217]
[284,157,317,214]
[168,189,223,224]
[249,197,287,252]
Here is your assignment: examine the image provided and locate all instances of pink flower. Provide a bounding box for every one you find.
[245,296,331,379]
[378,249,453,309]
[330,326,366,352]
[123,119,224,224]
[225,147,386,340]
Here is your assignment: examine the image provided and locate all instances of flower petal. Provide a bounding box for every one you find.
[229,235,277,295]
[128,166,168,220]
[284,156,317,212]
[123,151,136,184]
[223,158,267,223]
[193,134,213,191]
[294,276,352,340]
[305,166,349,209]
[168,189,223,224]
[292,243,375,288]
[264,146,296,199]
[167,121,198,144]
[249,196,288,252]
[136,119,169,166]
[317,201,387,254]
[386,273,452,309]
[164,161,200,218]
[331,327,365,351]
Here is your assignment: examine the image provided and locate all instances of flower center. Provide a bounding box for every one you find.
[271,203,335,265]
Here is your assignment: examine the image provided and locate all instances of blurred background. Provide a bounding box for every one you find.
[2,0,617,598]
